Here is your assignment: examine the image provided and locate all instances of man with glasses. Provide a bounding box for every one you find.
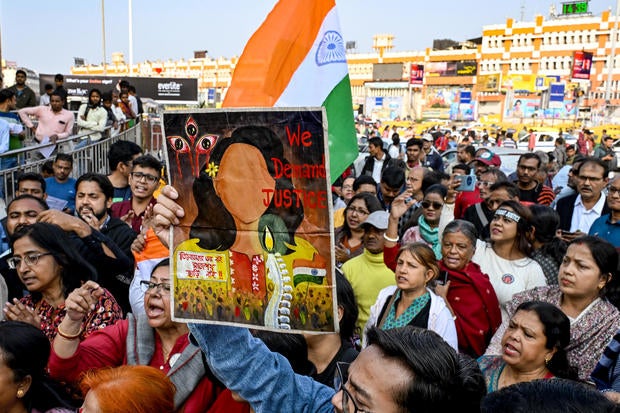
[111,155,162,233]
[556,157,610,239]
[589,175,620,247]
[184,320,485,412]
[514,153,555,206]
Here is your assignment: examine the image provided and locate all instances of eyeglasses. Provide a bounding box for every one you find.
[7,252,52,269]
[348,207,370,216]
[608,186,620,196]
[140,280,171,293]
[476,181,493,187]
[421,200,444,210]
[335,362,371,413]
[131,172,159,184]
[577,175,604,183]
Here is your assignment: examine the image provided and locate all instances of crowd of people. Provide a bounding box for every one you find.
[1,88,620,412]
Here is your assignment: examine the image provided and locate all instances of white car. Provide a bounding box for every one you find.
[441,147,528,176]
[516,132,576,152]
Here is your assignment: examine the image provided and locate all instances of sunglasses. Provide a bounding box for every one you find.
[421,200,443,210]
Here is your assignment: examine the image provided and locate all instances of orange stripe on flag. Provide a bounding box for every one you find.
[223,0,334,107]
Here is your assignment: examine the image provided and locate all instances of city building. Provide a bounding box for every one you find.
[69,5,620,124]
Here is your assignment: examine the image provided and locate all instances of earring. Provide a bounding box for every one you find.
[544,356,551,365]
[17,389,24,398]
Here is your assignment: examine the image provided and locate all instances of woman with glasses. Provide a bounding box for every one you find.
[49,258,248,412]
[478,301,577,393]
[364,242,458,350]
[335,193,382,267]
[471,200,546,320]
[401,184,447,259]
[2,223,122,341]
[485,236,620,381]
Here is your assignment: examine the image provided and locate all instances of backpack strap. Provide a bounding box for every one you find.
[475,203,489,227]
[377,293,399,329]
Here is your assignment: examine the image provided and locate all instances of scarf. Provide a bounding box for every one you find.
[418,216,441,259]
[383,290,430,330]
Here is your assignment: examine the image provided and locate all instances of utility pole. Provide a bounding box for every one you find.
[605,0,620,122]
[128,0,133,76]
[101,0,107,75]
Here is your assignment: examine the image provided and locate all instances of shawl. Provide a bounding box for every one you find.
[126,313,207,408]
[440,260,502,358]
[485,286,620,380]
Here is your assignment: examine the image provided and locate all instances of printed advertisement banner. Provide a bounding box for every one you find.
[477,74,501,92]
[572,51,593,80]
[501,74,538,93]
[40,74,199,103]
[426,61,476,77]
[504,97,577,119]
[162,108,337,333]
[410,64,424,86]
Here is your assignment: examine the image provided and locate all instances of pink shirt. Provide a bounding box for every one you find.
[18,106,74,142]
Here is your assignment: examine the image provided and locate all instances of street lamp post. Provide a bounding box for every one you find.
[605,0,620,122]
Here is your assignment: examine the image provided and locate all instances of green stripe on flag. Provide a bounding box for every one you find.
[324,74,357,183]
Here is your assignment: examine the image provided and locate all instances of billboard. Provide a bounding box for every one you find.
[426,61,477,77]
[549,83,566,108]
[572,51,593,80]
[372,63,404,81]
[477,74,501,92]
[501,74,538,93]
[410,64,424,86]
[39,74,199,103]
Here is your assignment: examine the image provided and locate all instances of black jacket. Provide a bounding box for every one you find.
[99,216,138,314]
[555,193,610,231]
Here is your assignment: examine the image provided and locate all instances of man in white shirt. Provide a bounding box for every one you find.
[556,158,610,240]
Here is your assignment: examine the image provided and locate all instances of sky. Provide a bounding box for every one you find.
[0,0,616,75]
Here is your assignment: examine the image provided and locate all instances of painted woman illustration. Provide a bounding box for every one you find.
[173,125,331,331]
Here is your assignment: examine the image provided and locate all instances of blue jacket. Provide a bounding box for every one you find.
[188,323,336,413]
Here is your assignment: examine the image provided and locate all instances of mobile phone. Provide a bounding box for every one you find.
[436,271,449,286]
[561,230,575,236]
[455,174,477,192]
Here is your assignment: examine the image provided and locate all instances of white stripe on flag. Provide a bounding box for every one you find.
[275,8,348,107]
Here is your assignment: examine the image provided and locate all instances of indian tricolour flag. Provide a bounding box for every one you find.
[223,0,358,182]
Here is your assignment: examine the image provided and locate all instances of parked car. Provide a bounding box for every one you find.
[516,132,576,152]
[441,147,528,176]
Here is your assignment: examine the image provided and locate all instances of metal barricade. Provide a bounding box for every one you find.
[0,120,144,204]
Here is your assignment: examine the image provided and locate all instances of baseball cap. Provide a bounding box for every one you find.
[422,133,434,142]
[474,151,501,167]
[360,211,389,230]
